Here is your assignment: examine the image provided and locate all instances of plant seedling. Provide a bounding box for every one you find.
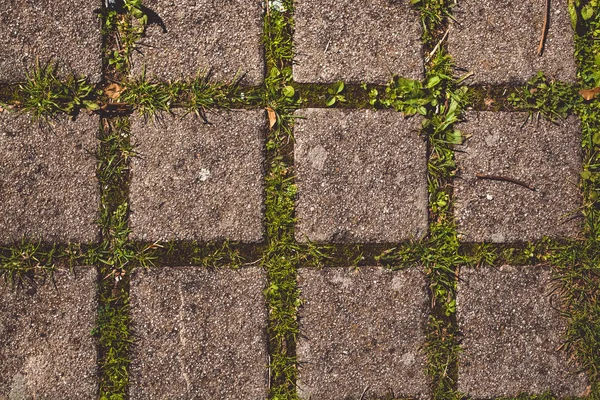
[326,81,346,106]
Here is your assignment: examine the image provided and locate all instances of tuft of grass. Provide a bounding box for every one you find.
[17,61,99,120]
[0,241,59,287]
[508,72,581,121]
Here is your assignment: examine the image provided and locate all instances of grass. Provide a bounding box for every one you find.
[0,0,599,399]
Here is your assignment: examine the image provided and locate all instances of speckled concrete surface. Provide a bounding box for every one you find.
[0,113,100,244]
[296,267,430,400]
[293,0,423,83]
[454,111,582,242]
[130,0,265,84]
[0,0,102,83]
[129,266,269,400]
[129,110,266,242]
[0,267,98,400]
[447,0,577,84]
[457,265,589,397]
[294,109,428,243]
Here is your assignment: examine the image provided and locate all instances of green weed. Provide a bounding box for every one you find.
[17,61,99,120]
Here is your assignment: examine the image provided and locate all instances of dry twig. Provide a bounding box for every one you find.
[538,0,550,56]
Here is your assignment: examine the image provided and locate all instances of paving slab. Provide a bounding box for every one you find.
[294,109,428,243]
[0,112,100,245]
[130,0,265,85]
[297,267,430,400]
[0,266,98,400]
[129,266,268,400]
[457,265,589,397]
[454,111,582,243]
[447,0,577,84]
[0,0,102,83]
[129,110,266,242]
[293,0,423,84]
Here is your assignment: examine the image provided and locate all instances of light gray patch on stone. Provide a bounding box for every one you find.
[0,0,102,83]
[129,266,269,400]
[0,113,100,244]
[130,0,265,85]
[447,0,577,84]
[457,265,589,397]
[0,267,98,399]
[294,109,428,243]
[454,111,582,242]
[297,267,430,400]
[293,0,423,84]
[129,110,266,242]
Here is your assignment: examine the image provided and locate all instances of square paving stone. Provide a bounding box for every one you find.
[129,266,268,400]
[454,111,582,243]
[457,265,589,397]
[297,267,430,400]
[0,113,100,244]
[129,110,266,242]
[0,0,102,83]
[0,266,98,399]
[293,0,423,84]
[130,0,265,85]
[294,109,428,243]
[447,0,577,84]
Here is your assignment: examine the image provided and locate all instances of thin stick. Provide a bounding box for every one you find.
[426,27,450,62]
[360,386,370,400]
[538,0,550,56]
[476,173,536,191]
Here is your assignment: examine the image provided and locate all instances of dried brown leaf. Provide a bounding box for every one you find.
[266,107,277,129]
[579,87,600,101]
[105,83,124,100]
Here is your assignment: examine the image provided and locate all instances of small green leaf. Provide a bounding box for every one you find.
[582,4,595,20]
[282,85,295,98]
[593,131,600,145]
[581,170,592,180]
[426,76,441,88]
[333,81,345,94]
[83,101,100,111]
[325,96,336,107]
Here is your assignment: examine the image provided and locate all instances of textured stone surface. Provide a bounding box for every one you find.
[297,267,430,400]
[294,109,428,243]
[129,110,266,242]
[0,267,98,400]
[0,0,102,83]
[0,113,100,244]
[447,0,577,84]
[457,265,589,397]
[454,111,582,242]
[293,0,423,84]
[296,267,429,400]
[129,266,268,400]
[130,0,264,85]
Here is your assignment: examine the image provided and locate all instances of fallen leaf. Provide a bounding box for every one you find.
[266,107,277,129]
[105,83,124,100]
[484,98,495,107]
[579,87,600,101]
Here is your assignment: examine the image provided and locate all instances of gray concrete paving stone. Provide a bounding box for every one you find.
[296,266,430,400]
[447,0,577,84]
[129,110,266,242]
[293,0,423,84]
[454,111,582,242]
[129,266,269,400]
[457,265,589,397]
[0,266,98,400]
[130,0,265,85]
[0,0,102,83]
[0,112,100,245]
[294,109,428,243]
